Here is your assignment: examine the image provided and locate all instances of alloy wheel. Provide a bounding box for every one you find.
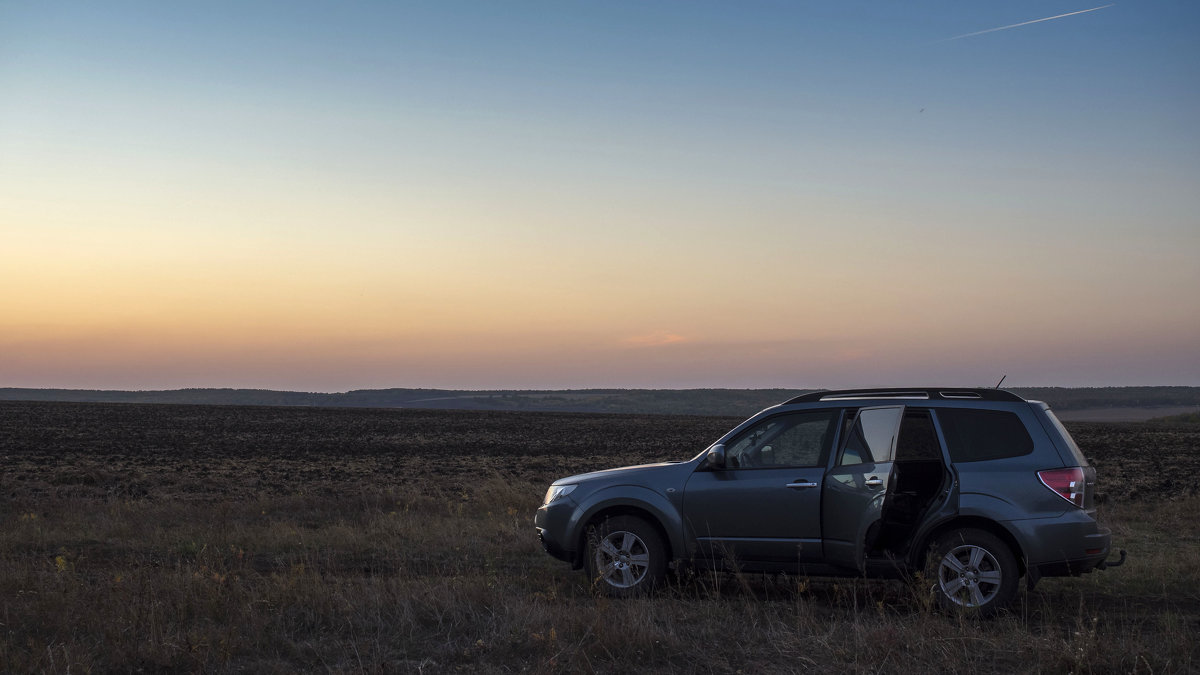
[937,544,1004,607]
[593,530,651,588]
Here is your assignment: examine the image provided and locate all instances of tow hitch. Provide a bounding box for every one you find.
[1097,549,1127,570]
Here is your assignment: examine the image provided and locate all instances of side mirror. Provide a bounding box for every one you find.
[706,444,726,470]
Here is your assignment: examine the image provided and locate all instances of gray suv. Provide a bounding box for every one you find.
[534,388,1123,615]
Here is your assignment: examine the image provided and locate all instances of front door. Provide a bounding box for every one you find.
[822,405,905,570]
[683,410,838,564]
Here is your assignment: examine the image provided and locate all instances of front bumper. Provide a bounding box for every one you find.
[536,527,572,562]
[534,500,577,565]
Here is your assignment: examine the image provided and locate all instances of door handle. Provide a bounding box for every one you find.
[785,481,819,489]
[864,477,884,488]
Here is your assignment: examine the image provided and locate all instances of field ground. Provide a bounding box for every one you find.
[1,401,1198,673]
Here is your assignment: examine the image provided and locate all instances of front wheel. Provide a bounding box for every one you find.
[585,515,667,597]
[927,528,1019,616]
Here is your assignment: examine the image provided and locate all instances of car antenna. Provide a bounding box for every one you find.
[995,375,1007,389]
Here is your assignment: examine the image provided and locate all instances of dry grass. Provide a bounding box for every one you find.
[1,401,1198,672]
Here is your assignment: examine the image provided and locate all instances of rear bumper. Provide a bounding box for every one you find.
[1033,553,1107,577]
[1007,511,1112,577]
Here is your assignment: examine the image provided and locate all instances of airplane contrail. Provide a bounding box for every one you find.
[942,4,1115,41]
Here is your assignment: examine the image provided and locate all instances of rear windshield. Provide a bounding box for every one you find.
[1042,408,1089,466]
[937,408,1034,463]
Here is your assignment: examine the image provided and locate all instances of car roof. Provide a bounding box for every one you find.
[782,388,1026,405]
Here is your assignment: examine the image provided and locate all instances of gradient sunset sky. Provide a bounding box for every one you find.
[2,1,1197,391]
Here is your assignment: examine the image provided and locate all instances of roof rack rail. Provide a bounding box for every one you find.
[783,388,1025,405]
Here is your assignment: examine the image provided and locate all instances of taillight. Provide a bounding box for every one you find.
[1038,467,1086,508]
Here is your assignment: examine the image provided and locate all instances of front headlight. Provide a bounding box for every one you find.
[543,484,577,505]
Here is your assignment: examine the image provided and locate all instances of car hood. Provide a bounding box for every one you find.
[553,461,686,486]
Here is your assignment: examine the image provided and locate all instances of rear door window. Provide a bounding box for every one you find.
[936,409,1033,463]
[838,406,904,466]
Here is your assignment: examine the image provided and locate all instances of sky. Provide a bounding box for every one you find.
[1,1,1197,392]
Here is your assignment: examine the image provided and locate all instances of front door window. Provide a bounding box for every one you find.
[725,411,835,469]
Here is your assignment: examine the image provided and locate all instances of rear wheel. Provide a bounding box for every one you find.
[927,528,1018,616]
[585,515,667,597]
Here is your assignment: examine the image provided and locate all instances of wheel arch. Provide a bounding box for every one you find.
[572,502,676,570]
[911,516,1028,577]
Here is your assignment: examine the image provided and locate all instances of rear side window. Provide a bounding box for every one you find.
[937,409,1033,463]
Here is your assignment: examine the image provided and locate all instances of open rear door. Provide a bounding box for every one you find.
[822,405,905,570]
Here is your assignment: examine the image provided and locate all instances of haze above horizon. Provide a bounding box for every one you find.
[2,1,1197,391]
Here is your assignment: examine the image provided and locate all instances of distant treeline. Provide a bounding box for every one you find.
[2,386,1199,417]
[1147,410,1200,425]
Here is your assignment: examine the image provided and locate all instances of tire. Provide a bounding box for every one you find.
[926,528,1019,617]
[585,515,667,597]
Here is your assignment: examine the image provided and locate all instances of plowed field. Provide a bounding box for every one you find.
[3,401,1195,503]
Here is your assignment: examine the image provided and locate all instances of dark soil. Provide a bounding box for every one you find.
[2,401,1195,504]
[0,401,736,503]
